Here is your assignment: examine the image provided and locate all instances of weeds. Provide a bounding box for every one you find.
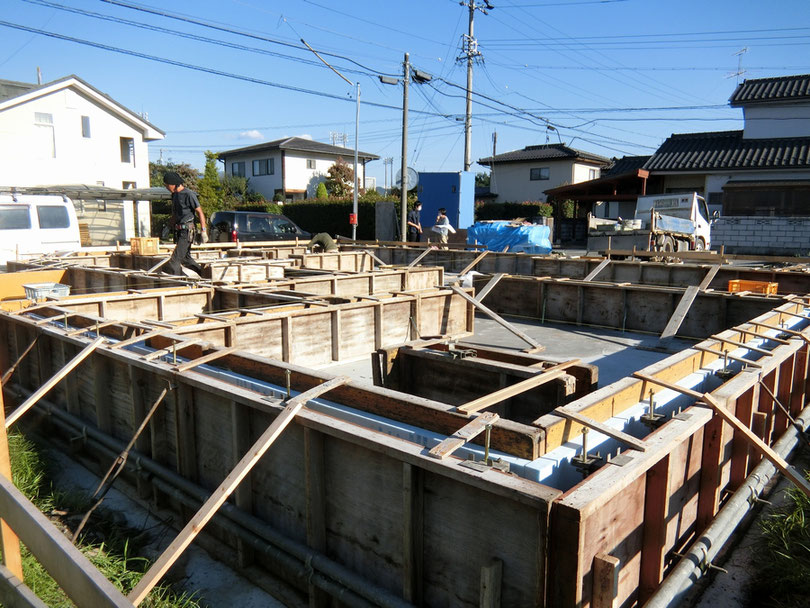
[749,470,810,608]
[6,432,201,608]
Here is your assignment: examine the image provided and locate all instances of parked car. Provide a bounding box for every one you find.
[0,194,82,268]
[209,211,310,242]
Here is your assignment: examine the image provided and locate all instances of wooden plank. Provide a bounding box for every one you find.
[127,375,352,605]
[173,346,238,373]
[750,322,810,344]
[475,273,506,303]
[407,247,434,268]
[592,553,619,608]
[552,409,646,452]
[480,558,503,608]
[660,285,700,339]
[428,412,500,459]
[0,475,133,608]
[111,328,170,350]
[449,285,542,351]
[697,264,721,290]
[631,372,703,400]
[363,249,388,267]
[5,337,104,428]
[709,335,773,356]
[0,386,22,581]
[0,336,38,387]
[0,562,49,608]
[692,344,763,368]
[457,360,580,415]
[142,339,204,362]
[583,259,610,282]
[701,393,810,499]
[455,250,490,278]
[639,455,670,603]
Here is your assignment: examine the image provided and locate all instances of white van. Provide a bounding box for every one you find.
[0,194,82,268]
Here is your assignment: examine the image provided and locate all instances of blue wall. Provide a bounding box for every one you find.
[416,171,475,232]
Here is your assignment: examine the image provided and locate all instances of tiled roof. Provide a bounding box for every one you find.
[729,74,810,106]
[218,137,379,161]
[478,143,610,166]
[642,130,810,171]
[603,155,651,177]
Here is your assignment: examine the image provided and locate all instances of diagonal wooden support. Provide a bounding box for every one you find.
[363,249,388,268]
[474,273,505,303]
[697,264,721,290]
[660,285,700,340]
[407,247,435,268]
[428,412,499,459]
[127,375,351,605]
[700,393,810,500]
[583,259,610,282]
[174,346,238,373]
[111,328,171,350]
[449,285,543,352]
[147,257,171,274]
[454,250,490,281]
[632,372,703,400]
[553,408,646,452]
[5,337,105,429]
[457,360,580,414]
[709,334,773,356]
[1,336,38,387]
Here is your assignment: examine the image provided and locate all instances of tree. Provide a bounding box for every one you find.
[149,161,200,191]
[475,172,490,187]
[324,157,354,198]
[315,182,328,200]
[197,151,223,217]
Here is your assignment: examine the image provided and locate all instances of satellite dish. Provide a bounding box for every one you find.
[395,167,419,190]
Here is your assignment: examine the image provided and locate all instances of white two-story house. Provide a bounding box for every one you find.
[477,143,610,203]
[218,137,379,201]
[0,74,164,242]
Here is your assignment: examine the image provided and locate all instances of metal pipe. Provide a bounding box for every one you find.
[644,403,810,608]
[33,399,413,608]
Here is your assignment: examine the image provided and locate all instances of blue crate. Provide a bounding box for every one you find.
[22,282,71,300]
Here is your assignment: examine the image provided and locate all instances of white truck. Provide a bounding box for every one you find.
[587,192,712,253]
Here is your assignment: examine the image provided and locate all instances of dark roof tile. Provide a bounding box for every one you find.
[478,143,609,165]
[644,130,810,171]
[218,137,379,161]
[729,74,810,106]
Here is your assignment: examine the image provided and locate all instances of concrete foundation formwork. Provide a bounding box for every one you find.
[2,248,810,607]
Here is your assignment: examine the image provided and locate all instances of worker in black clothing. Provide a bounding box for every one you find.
[163,171,207,276]
[406,200,422,242]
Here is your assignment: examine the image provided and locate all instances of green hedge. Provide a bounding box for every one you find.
[281,201,379,240]
[475,202,553,222]
[151,213,171,240]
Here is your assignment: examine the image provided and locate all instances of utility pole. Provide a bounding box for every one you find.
[459,1,492,172]
[401,52,410,241]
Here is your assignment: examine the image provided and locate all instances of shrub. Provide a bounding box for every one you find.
[315,182,328,200]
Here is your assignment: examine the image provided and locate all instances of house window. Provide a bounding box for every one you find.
[589,168,598,180]
[306,159,316,169]
[120,137,134,164]
[122,181,136,190]
[232,161,246,177]
[81,115,91,138]
[37,206,70,229]
[34,112,55,158]
[530,167,550,181]
[252,158,274,176]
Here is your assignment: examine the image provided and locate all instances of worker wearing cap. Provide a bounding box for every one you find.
[163,171,207,276]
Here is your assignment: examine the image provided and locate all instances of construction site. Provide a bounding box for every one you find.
[1,239,810,608]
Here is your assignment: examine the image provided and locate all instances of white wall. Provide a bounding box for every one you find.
[0,88,150,189]
[490,160,601,203]
[225,151,283,200]
[743,104,810,139]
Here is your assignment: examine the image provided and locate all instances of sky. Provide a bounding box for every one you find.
[2,0,809,190]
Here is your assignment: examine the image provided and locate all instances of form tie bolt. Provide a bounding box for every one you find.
[285,369,292,398]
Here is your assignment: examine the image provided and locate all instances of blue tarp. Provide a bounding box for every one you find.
[466,221,552,254]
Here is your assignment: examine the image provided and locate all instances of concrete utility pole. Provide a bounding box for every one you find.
[460,1,492,172]
[401,52,410,241]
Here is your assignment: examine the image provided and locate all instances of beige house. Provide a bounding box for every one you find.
[478,143,610,203]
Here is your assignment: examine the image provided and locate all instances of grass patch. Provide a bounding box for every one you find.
[7,432,201,608]
[748,469,810,608]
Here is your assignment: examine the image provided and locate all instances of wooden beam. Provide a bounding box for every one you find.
[698,264,721,291]
[111,328,170,350]
[449,285,542,351]
[127,375,352,605]
[480,558,503,608]
[632,372,703,400]
[363,249,388,267]
[5,337,104,428]
[475,273,506,303]
[173,346,238,373]
[592,553,619,608]
[750,322,810,344]
[0,475,133,608]
[455,250,490,278]
[583,259,610,282]
[407,247,434,268]
[691,345,762,368]
[660,285,699,339]
[709,335,774,356]
[701,393,810,500]
[428,412,499,459]
[457,360,580,415]
[552,409,646,452]
[735,327,790,345]
[0,336,38,387]
[0,384,22,581]
[142,339,204,362]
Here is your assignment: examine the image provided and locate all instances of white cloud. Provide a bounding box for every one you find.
[239,130,263,140]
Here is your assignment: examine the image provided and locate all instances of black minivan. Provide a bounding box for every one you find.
[209,211,310,242]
